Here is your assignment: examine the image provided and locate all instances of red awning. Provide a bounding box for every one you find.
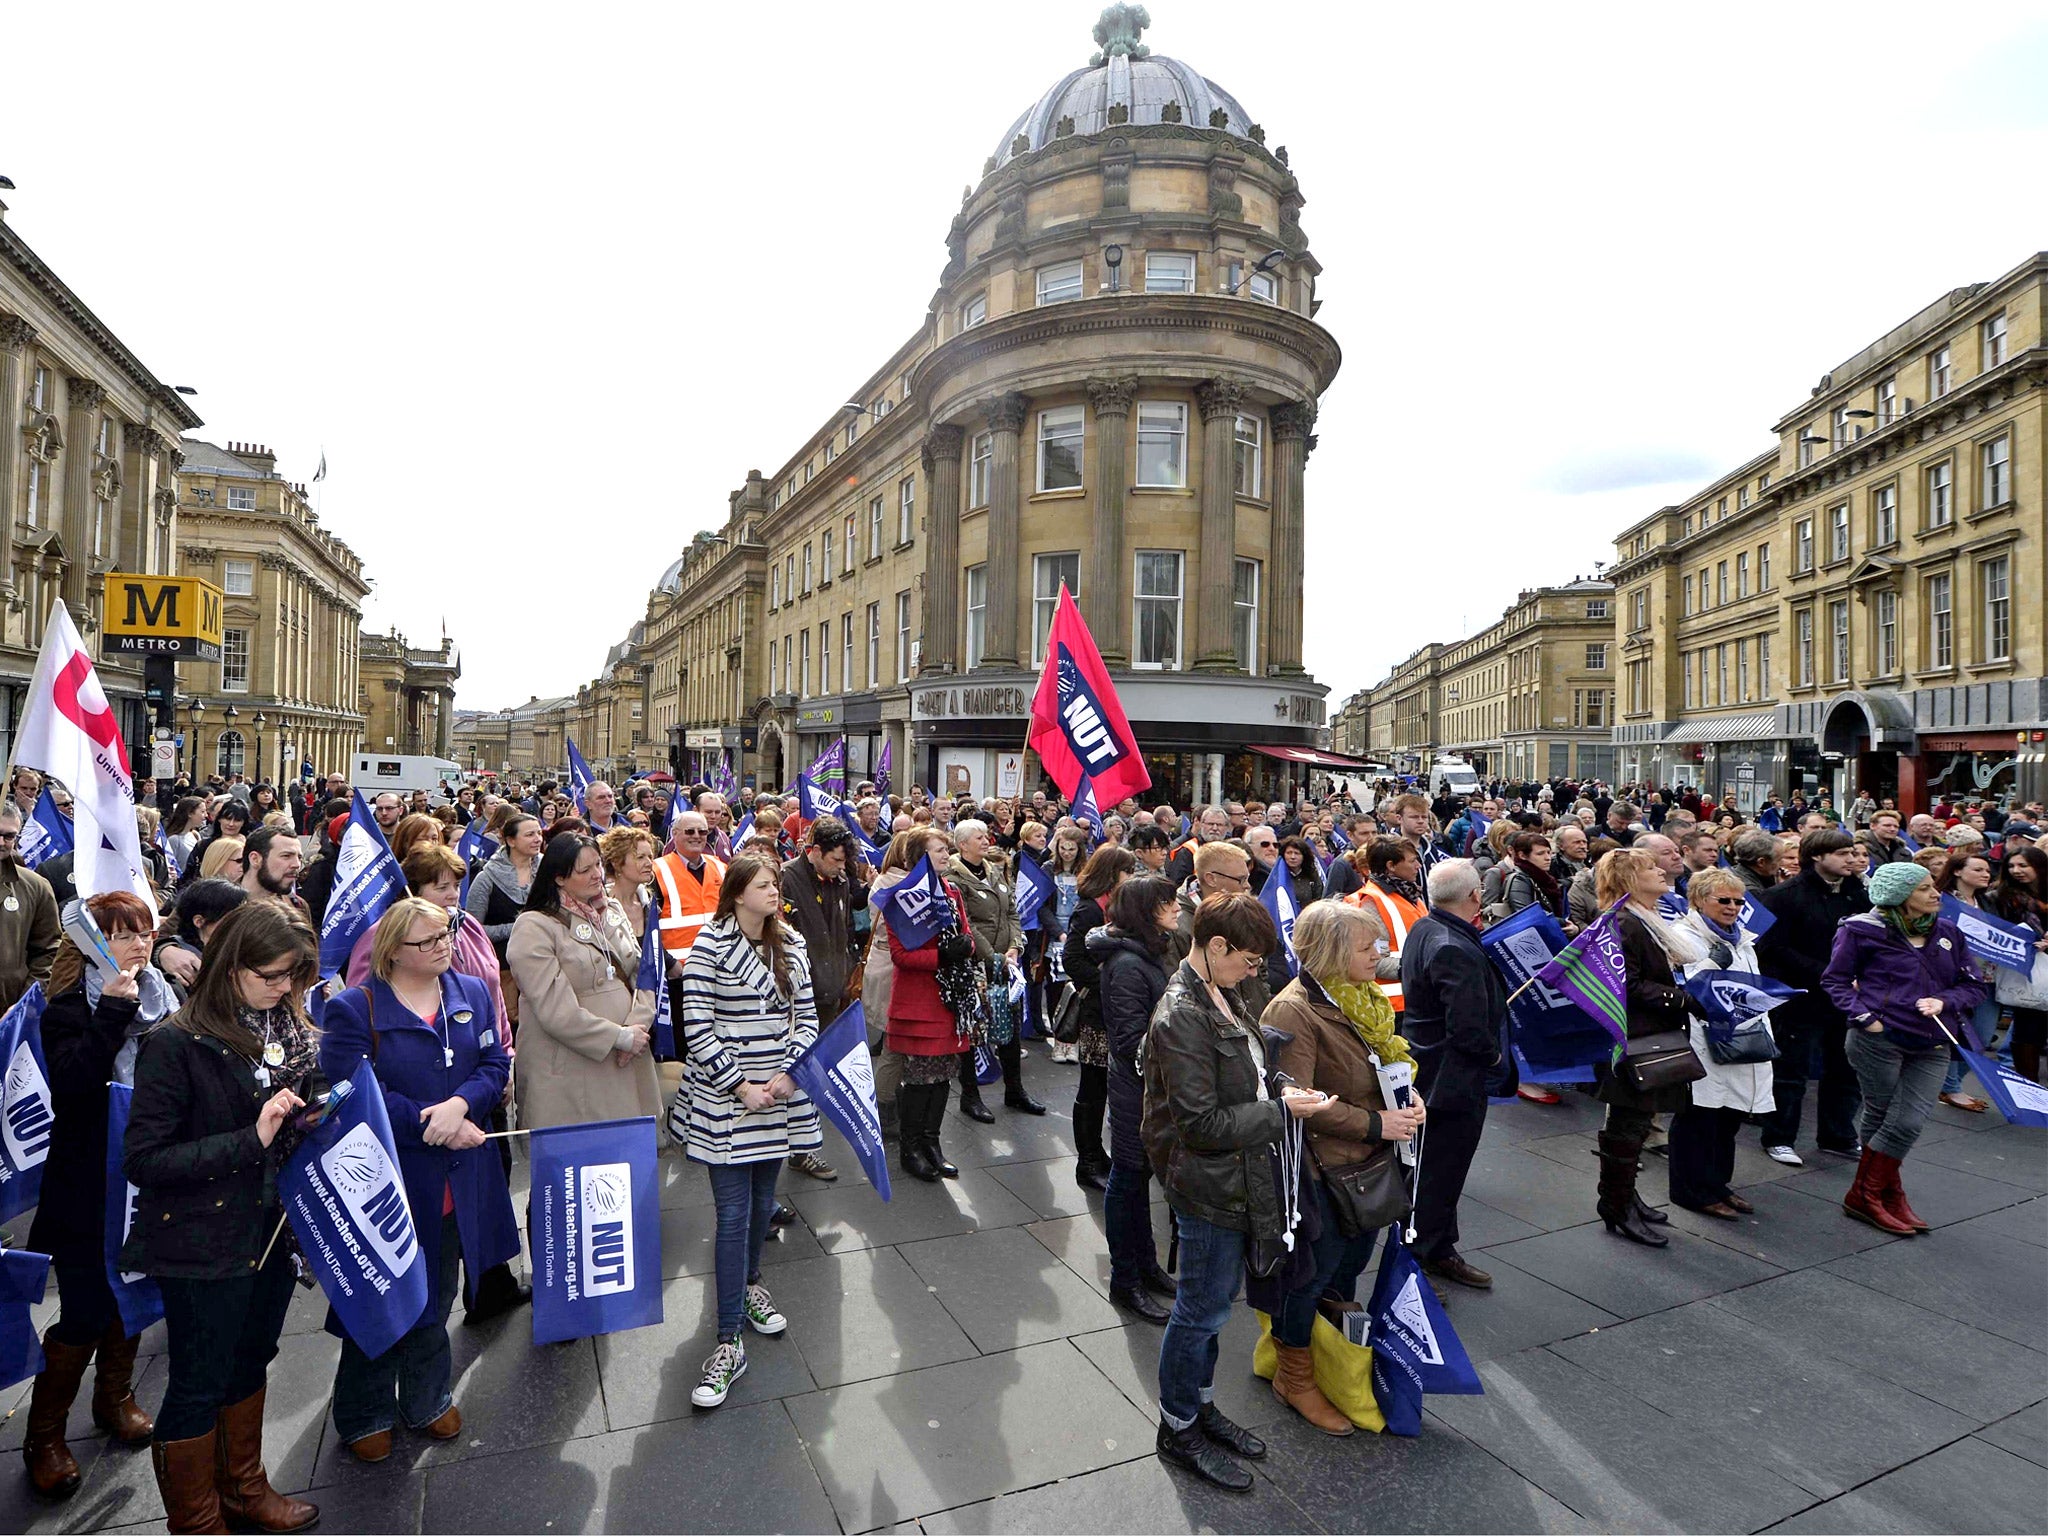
[1246,744,1370,770]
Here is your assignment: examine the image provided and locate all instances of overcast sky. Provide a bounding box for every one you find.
[7,2,2045,713]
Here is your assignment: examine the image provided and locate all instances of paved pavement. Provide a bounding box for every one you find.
[4,1056,2045,1534]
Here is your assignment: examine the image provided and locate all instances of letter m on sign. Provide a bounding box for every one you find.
[123,581,178,631]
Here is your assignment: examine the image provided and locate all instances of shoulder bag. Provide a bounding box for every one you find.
[1049,982,1087,1043]
[1618,1030,1707,1093]
[1306,1139,1411,1237]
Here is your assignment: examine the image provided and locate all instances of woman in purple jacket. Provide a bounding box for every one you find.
[1822,862,1987,1236]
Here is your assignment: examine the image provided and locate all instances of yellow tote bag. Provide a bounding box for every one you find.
[1251,1310,1387,1432]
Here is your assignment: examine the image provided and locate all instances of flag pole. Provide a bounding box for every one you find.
[256,1213,288,1271]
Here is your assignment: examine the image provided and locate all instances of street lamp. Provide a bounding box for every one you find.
[223,704,240,779]
[252,712,267,785]
[186,698,205,778]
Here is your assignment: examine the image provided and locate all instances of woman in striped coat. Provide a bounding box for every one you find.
[674,851,822,1410]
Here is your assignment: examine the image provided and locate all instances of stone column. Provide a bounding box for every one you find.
[919,424,964,675]
[1268,400,1316,676]
[62,376,106,621]
[1085,377,1135,664]
[1193,378,1246,671]
[0,316,33,600]
[124,424,159,578]
[980,393,1028,669]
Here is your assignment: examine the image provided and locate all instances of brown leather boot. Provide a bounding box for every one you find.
[214,1388,318,1532]
[1872,1150,1930,1233]
[90,1324,155,1444]
[1270,1341,1354,1436]
[152,1431,229,1534]
[1843,1149,1915,1235]
[23,1331,94,1497]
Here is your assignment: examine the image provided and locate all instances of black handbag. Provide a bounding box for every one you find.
[1308,1140,1411,1238]
[1704,1015,1779,1065]
[1049,984,1088,1044]
[1618,1030,1708,1093]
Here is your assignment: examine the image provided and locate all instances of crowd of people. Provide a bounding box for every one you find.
[5,755,2043,1517]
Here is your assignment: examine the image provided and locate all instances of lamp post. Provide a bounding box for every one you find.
[223,704,240,779]
[252,712,267,786]
[186,698,205,779]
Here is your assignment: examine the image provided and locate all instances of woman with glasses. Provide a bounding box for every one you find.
[1665,868,1775,1220]
[320,897,517,1462]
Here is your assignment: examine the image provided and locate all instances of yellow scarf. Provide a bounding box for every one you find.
[1321,976,1413,1068]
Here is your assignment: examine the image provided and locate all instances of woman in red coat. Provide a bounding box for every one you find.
[885,828,980,1182]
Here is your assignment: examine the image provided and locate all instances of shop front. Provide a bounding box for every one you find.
[677,725,757,789]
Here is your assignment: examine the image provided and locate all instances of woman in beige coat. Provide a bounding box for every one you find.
[506,832,662,1136]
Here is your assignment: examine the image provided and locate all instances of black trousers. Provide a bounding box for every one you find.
[1410,1101,1486,1263]
[1760,1010,1862,1151]
[155,1250,297,1441]
[1667,1104,1743,1208]
[50,1253,120,1346]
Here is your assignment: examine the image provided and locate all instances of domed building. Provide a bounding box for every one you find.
[572,6,1347,802]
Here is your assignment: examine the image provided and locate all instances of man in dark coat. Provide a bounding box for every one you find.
[1399,858,1512,1290]
[779,815,869,1182]
[1754,827,1869,1163]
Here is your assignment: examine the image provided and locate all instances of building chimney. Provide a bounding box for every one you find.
[242,443,277,476]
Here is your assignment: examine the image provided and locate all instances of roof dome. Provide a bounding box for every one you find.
[993,5,1258,171]
[656,554,688,594]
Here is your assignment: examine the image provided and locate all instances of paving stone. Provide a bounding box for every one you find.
[1250,1407,1592,1533]
[1659,1177,1908,1269]
[983,1156,1113,1221]
[1976,1398,2048,1470]
[0,1350,166,1534]
[597,1272,818,1428]
[1428,1345,1815,1532]
[1430,1255,1619,1361]
[1456,1141,1609,1233]
[766,1245,979,1388]
[899,1226,1123,1352]
[1909,1126,2048,1192]
[1822,1222,2048,1348]
[941,1107,1086,1169]
[1483,1220,1784,1320]
[657,1198,826,1279]
[919,1448,1324,1534]
[1448,1196,1547,1251]
[1773,1155,2037,1227]
[1949,1196,2048,1248]
[420,1400,839,1533]
[1069,1304,1283,1432]
[1764,1434,2048,1534]
[783,1339,1154,1531]
[1710,1268,2048,1422]
[1022,1208,1175,1303]
[787,1165,1040,1254]
[1553,1300,1977,1497]
[656,1150,720,1210]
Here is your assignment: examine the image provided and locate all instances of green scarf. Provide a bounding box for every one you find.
[1321,977,1414,1068]
[1881,906,1937,940]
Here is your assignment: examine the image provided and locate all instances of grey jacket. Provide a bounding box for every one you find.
[464,847,536,950]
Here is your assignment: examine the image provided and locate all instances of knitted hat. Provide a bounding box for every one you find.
[1867,861,1930,908]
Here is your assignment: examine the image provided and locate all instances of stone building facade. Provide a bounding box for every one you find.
[360,630,460,760]
[1611,253,2045,812]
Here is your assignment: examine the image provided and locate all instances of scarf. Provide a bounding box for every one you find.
[1317,975,1413,1068]
[1694,913,1741,970]
[1379,873,1425,908]
[1881,906,1937,940]
[1512,854,1565,914]
[96,965,178,1087]
[931,883,986,1044]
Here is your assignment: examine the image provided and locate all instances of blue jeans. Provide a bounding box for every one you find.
[155,1250,297,1442]
[332,1210,462,1442]
[1274,1182,1380,1348]
[705,1158,781,1340]
[1105,1157,1157,1293]
[1157,1211,1243,1428]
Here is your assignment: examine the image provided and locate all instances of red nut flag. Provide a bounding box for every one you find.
[1027,586,1151,809]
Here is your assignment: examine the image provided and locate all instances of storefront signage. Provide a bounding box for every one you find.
[684,729,723,750]
[102,574,224,660]
[914,684,1031,720]
[1287,694,1325,726]
[797,702,842,728]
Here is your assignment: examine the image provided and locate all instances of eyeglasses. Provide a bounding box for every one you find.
[0,832,17,845]
[1708,895,1744,906]
[248,963,302,985]
[1211,871,1250,889]
[679,829,708,838]
[400,930,456,952]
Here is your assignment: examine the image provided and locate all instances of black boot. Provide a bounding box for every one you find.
[1198,1402,1267,1460]
[1073,1092,1110,1190]
[1597,1132,1667,1247]
[1632,1193,1670,1226]
[464,1261,532,1325]
[1000,1039,1046,1114]
[879,1094,901,1144]
[957,1055,995,1124]
[1156,1419,1253,1493]
[898,1086,939,1182]
[924,1079,960,1178]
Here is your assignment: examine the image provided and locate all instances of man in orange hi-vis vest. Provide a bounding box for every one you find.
[1345,836,1426,1011]
[652,809,725,962]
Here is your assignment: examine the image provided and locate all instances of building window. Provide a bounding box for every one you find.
[820,530,833,579]
[1248,270,1278,304]
[895,591,913,682]
[224,558,255,596]
[1927,573,1953,669]
[1737,485,1751,510]
[802,543,813,595]
[1981,435,2011,508]
[1795,519,1814,572]
[222,628,250,693]
[845,415,857,447]
[1135,402,1187,488]
[770,565,780,610]
[842,613,854,692]
[799,631,811,696]
[1876,376,1899,424]
[1577,689,1607,728]
[1032,552,1080,663]
[819,622,832,694]
[964,564,987,669]
[962,293,987,329]
[1983,311,2008,369]
[1144,252,1195,293]
[1828,505,1849,564]
[1133,550,1183,669]
[768,639,777,693]
[1682,575,1694,615]
[1716,644,1729,706]
[866,603,881,687]
[1873,483,1897,547]
[1586,643,1608,670]
[1737,638,1750,702]
[1631,589,1647,631]
[1875,589,1898,675]
[1927,461,1954,528]
[1736,552,1749,598]
[215,729,245,778]
[898,476,916,544]
[1683,653,1695,709]
[226,486,256,512]
[842,515,856,573]
[1797,610,1814,687]
[784,635,794,694]
[869,496,883,560]
[1929,345,1952,399]
[1036,260,1084,306]
[968,431,992,508]
[24,458,41,528]
[1587,599,1609,620]
[1829,599,1850,682]
[1233,413,1263,498]
[1716,560,1729,606]
[1628,659,1648,714]
[1982,556,2010,661]
[1037,406,1085,491]
[785,554,796,603]
[824,440,837,465]
[1232,559,1260,673]
[1758,541,1771,590]
[1759,633,1771,695]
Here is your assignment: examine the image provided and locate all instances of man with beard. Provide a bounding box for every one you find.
[0,802,60,1013]
[237,824,310,921]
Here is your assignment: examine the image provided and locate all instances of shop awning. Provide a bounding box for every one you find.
[1247,744,1372,770]
[1660,711,1781,745]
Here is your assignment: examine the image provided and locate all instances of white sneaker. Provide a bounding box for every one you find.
[1764,1145,1803,1166]
[691,1339,748,1408]
[743,1282,787,1336]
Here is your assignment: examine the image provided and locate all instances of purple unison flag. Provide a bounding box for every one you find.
[1532,899,1630,1051]
[874,740,892,797]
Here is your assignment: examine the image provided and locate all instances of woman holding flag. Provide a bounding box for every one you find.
[885,834,983,1183]
[946,820,1044,1121]
[320,896,517,1461]
[1665,869,1775,1220]
[675,851,821,1409]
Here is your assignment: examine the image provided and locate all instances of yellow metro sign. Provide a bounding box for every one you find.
[103,574,224,661]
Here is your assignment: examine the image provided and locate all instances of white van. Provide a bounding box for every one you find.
[351,754,462,801]
[1429,756,1482,800]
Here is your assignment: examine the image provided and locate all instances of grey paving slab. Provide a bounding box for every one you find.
[596,1273,818,1428]
[0,1351,166,1534]
[1773,1155,2038,1227]
[1456,1141,1609,1233]
[420,1400,840,1534]
[1428,1344,1815,1533]
[1659,1177,1910,1269]
[1977,1398,2048,1470]
[1822,1221,2048,1348]
[1553,1299,1978,1498]
[783,1339,1154,1532]
[1023,1207,1175,1302]
[918,1449,1325,1534]
[1069,1307,1285,1432]
[1709,1268,2048,1422]
[787,1165,1041,1254]
[1764,1433,2048,1534]
[769,1245,980,1388]
[899,1226,1123,1352]
[655,1149,720,1209]
[658,1198,827,1278]
[1483,1219,1785,1320]
[1446,1194,1548,1251]
[1909,1125,2048,1192]
[940,1107,1087,1169]
[1949,1195,2048,1248]
[982,1155,1118,1221]
[1250,1407,1592,1534]
[1429,1255,1620,1361]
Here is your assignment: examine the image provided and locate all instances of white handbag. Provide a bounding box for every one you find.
[1993,950,2048,1011]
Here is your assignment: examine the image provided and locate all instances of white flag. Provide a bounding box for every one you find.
[311,449,327,484]
[14,603,156,918]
